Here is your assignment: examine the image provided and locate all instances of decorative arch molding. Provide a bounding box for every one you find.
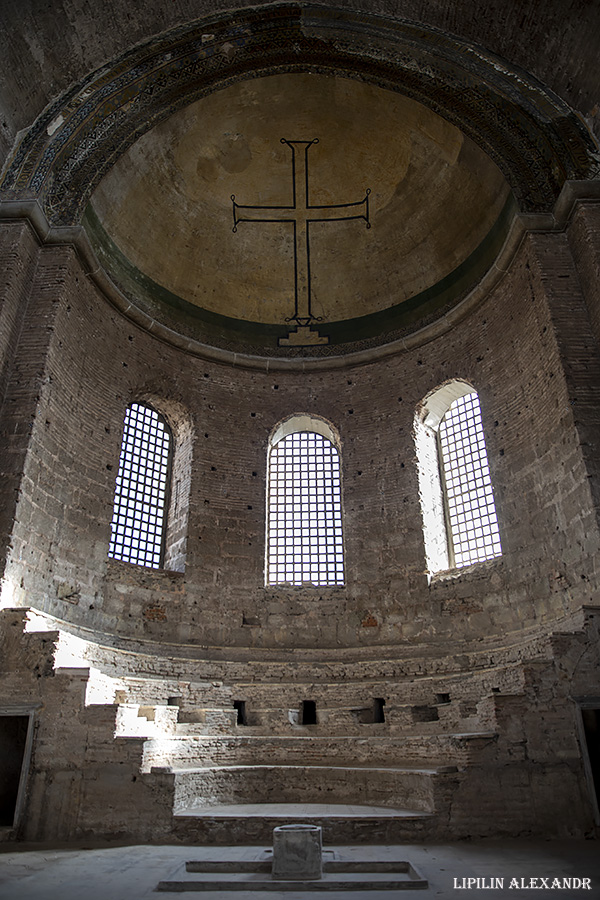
[419,378,475,430]
[270,413,341,449]
[1,4,598,224]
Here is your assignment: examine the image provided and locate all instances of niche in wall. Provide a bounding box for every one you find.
[373,697,386,723]
[300,700,317,725]
[358,698,386,724]
[233,700,247,726]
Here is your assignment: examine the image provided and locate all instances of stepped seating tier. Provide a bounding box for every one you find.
[139,732,495,771]
[169,763,457,814]
[1,607,599,843]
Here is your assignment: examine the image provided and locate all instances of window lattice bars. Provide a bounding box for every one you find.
[266,431,344,586]
[108,403,171,569]
[438,392,502,568]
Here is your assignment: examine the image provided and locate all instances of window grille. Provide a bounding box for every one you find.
[108,403,172,568]
[266,431,344,586]
[438,392,502,568]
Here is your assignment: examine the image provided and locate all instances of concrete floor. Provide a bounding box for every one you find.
[0,840,599,899]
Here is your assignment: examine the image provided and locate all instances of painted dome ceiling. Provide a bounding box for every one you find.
[87,72,513,358]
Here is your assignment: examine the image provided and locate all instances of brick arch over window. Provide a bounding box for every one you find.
[415,381,502,575]
[266,414,344,587]
[108,398,192,572]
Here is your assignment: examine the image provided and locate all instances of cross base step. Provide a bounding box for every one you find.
[157,850,428,891]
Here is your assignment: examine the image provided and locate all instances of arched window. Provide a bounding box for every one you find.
[415,382,502,574]
[266,415,344,587]
[108,403,172,569]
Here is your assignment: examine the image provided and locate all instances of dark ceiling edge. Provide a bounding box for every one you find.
[2,182,600,372]
[1,4,599,222]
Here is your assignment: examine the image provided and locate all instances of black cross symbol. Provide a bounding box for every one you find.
[231,138,370,329]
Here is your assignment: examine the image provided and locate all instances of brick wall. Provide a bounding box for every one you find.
[0,236,65,583]
[1,218,599,655]
[1,0,598,165]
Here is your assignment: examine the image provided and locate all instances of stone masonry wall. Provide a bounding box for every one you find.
[0,221,41,558]
[1,0,598,165]
[0,230,66,587]
[0,609,176,843]
[2,216,600,654]
[568,203,600,356]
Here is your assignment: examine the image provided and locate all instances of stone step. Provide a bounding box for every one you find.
[158,847,428,891]
[116,663,528,709]
[171,803,437,845]
[72,629,548,687]
[177,707,238,728]
[167,763,458,819]
[141,731,495,771]
[173,716,487,736]
[158,871,427,891]
[175,802,435,818]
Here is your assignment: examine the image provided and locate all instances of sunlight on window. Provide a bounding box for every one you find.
[108,403,171,568]
[439,392,502,568]
[266,431,344,586]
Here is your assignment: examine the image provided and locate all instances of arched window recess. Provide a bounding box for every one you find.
[415,381,502,576]
[108,399,192,572]
[266,415,345,587]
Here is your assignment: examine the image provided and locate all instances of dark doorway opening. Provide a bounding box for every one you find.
[581,707,600,815]
[233,700,247,726]
[0,715,30,827]
[300,700,317,725]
